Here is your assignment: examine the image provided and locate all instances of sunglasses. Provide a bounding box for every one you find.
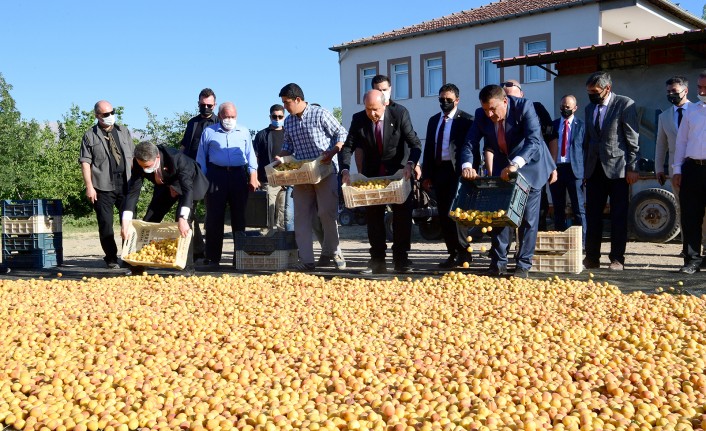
[438,97,455,104]
[270,114,285,120]
[199,104,214,109]
[98,110,115,118]
[502,82,522,91]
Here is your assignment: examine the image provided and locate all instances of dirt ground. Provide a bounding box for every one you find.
[2,223,704,296]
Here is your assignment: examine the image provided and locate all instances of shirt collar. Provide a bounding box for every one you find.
[600,92,612,107]
[441,107,457,118]
[563,114,575,123]
[674,100,691,112]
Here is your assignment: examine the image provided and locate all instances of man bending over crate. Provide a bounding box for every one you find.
[121,141,209,275]
[460,85,556,278]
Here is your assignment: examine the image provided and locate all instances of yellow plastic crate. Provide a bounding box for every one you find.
[531,250,583,274]
[342,170,411,208]
[535,226,582,254]
[121,220,192,270]
[2,215,62,234]
[235,249,298,270]
[265,155,333,186]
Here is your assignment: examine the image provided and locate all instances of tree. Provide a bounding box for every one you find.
[333,107,343,125]
[134,107,192,149]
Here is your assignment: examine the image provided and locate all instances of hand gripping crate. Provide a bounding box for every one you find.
[235,249,298,270]
[235,231,297,254]
[2,199,63,217]
[534,226,582,254]
[450,173,530,228]
[2,215,62,234]
[121,220,192,270]
[265,155,333,186]
[531,251,583,274]
[342,170,412,208]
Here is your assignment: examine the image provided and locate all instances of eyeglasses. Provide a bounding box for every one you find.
[270,114,285,120]
[438,97,456,104]
[98,110,115,118]
[199,104,214,109]
[501,82,522,91]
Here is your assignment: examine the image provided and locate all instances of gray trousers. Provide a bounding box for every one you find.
[293,174,340,264]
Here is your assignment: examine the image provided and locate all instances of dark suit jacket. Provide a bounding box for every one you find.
[124,145,209,214]
[421,109,475,179]
[583,93,640,180]
[179,114,219,160]
[552,116,585,180]
[340,105,422,176]
[461,96,555,190]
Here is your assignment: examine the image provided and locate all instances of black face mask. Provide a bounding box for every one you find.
[667,92,683,106]
[588,90,605,105]
[440,101,455,113]
[199,105,213,117]
[560,108,573,119]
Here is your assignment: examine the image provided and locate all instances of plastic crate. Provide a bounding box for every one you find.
[1,199,63,217]
[2,233,63,251]
[265,155,333,186]
[535,226,582,254]
[245,191,269,228]
[3,248,63,269]
[2,216,62,234]
[531,251,582,274]
[235,231,297,253]
[342,170,412,208]
[235,249,298,270]
[121,220,192,270]
[450,173,530,228]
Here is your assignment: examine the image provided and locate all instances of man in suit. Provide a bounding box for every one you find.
[460,84,556,278]
[583,71,640,271]
[120,141,209,274]
[421,83,475,268]
[340,89,422,274]
[548,95,586,243]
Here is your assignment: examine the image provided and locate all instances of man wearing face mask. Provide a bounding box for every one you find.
[583,71,639,271]
[253,104,294,231]
[421,83,475,269]
[79,100,135,269]
[196,102,260,266]
[121,141,209,275]
[547,95,586,244]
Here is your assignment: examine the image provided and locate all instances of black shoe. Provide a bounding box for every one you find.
[394,259,413,274]
[106,260,121,269]
[514,268,530,278]
[438,256,457,269]
[582,258,600,269]
[455,252,472,266]
[485,266,509,276]
[679,263,700,274]
[361,260,387,275]
[182,265,196,277]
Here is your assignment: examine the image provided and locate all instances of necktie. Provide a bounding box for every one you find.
[677,107,683,128]
[561,119,569,158]
[497,119,508,155]
[105,131,122,166]
[594,106,601,135]
[435,115,448,161]
[375,120,383,155]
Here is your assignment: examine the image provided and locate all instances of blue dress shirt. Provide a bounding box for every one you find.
[197,122,258,175]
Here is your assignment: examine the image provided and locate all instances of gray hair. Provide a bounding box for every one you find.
[134,141,159,162]
[218,102,236,115]
[585,71,612,89]
[364,90,386,106]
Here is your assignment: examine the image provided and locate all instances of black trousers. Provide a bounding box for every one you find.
[366,192,413,262]
[432,161,465,258]
[585,163,629,264]
[679,159,706,266]
[205,165,248,263]
[94,178,127,264]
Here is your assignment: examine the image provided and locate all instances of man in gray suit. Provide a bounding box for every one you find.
[582,72,640,271]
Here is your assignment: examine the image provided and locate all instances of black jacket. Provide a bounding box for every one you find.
[422,109,474,179]
[180,114,219,159]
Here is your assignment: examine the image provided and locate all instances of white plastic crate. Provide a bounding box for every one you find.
[235,249,298,270]
[265,155,333,186]
[535,226,582,254]
[2,216,62,234]
[121,220,192,270]
[342,170,411,208]
[531,250,583,274]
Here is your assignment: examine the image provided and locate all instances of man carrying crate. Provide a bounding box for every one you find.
[120,141,209,275]
[460,85,556,278]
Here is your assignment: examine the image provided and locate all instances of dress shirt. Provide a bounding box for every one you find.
[196,122,258,175]
[557,114,574,164]
[460,110,527,171]
[371,113,386,140]
[673,101,706,174]
[281,103,348,168]
[673,101,690,129]
[434,108,456,161]
[593,92,612,129]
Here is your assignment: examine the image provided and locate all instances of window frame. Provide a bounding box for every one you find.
[357,61,379,104]
[420,51,446,97]
[475,41,504,89]
[387,56,412,100]
[519,33,551,83]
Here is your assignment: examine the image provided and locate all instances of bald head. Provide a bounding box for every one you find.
[364,90,386,122]
[503,80,523,98]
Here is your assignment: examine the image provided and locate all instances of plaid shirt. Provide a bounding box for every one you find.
[282,103,347,168]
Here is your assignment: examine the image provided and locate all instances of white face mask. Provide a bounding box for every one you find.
[221,118,237,130]
[699,94,706,103]
[100,114,116,126]
[143,158,160,174]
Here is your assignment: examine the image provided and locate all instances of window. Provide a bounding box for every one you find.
[420,52,446,97]
[475,41,503,89]
[388,57,411,100]
[520,34,551,83]
[357,62,379,104]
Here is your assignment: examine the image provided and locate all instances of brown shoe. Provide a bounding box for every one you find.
[608,260,624,271]
[582,258,600,269]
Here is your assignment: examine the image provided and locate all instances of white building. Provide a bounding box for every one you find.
[330,0,705,142]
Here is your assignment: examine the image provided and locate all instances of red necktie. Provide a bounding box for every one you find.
[561,119,569,158]
[435,115,448,161]
[497,119,508,155]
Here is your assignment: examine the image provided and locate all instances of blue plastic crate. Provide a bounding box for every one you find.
[3,248,63,269]
[451,173,530,228]
[2,233,63,251]
[2,199,63,217]
[235,231,297,254]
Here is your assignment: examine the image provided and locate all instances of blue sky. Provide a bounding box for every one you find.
[1,0,703,133]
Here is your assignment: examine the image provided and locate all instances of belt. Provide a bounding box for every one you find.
[208,163,245,171]
[556,162,571,166]
[687,158,706,166]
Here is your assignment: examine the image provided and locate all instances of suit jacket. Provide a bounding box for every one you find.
[124,145,209,214]
[552,116,585,180]
[253,127,284,183]
[583,93,640,180]
[180,114,219,160]
[78,124,134,192]
[655,102,690,176]
[461,96,555,190]
[421,109,475,179]
[340,105,422,176]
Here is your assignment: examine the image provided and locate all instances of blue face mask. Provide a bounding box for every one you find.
[271,119,284,128]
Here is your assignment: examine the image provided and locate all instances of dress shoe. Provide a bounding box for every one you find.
[455,251,472,266]
[485,266,509,276]
[582,258,600,269]
[514,268,530,278]
[361,260,387,275]
[679,263,700,274]
[394,259,413,274]
[438,255,457,269]
[608,260,624,271]
[106,260,121,269]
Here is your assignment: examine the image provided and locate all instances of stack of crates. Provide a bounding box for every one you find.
[531,226,582,274]
[234,231,297,270]
[2,199,63,269]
